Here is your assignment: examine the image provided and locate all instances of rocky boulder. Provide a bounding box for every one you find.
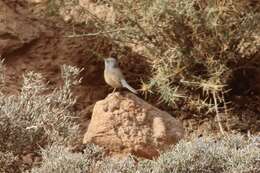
[83,92,185,159]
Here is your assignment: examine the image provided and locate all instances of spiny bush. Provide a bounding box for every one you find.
[29,144,103,173]
[99,0,259,109]
[49,0,260,133]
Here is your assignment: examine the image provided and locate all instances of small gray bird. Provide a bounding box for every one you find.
[104,57,137,94]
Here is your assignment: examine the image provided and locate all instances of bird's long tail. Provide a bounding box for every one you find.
[121,79,138,94]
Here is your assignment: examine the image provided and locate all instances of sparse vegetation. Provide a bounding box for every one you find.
[0,0,259,172]
[28,134,260,173]
[0,58,258,172]
[48,0,260,134]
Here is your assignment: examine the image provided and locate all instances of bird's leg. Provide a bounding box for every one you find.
[112,88,116,93]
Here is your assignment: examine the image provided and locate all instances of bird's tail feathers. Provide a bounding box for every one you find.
[121,79,138,94]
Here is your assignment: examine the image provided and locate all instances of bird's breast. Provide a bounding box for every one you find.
[104,68,123,88]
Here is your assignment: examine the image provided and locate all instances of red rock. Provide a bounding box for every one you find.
[83,92,184,159]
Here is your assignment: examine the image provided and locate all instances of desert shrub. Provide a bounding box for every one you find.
[95,155,137,173]
[102,0,259,110]
[29,144,103,173]
[49,0,259,122]
[25,133,260,173]
[0,151,20,173]
[0,60,82,155]
[137,134,260,173]
[92,134,260,173]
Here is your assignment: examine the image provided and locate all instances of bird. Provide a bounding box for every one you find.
[104,57,138,94]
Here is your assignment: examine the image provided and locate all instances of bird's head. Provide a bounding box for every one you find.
[104,57,118,69]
